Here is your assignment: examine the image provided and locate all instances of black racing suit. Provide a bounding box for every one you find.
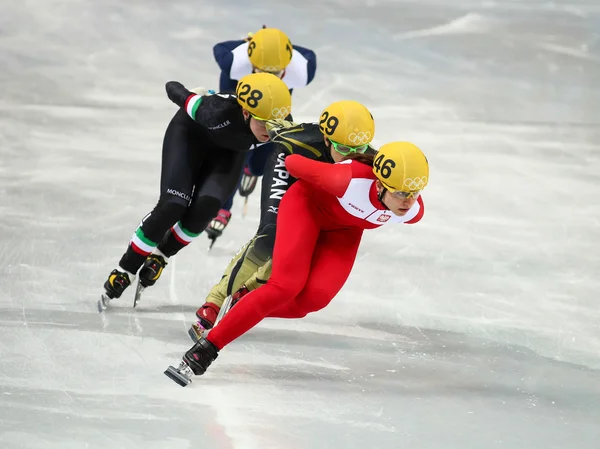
[203,122,344,307]
[118,83,258,274]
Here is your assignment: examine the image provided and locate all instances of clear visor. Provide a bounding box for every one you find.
[389,189,421,200]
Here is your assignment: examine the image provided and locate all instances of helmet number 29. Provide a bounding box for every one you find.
[237,83,263,108]
[319,111,339,136]
[374,153,395,179]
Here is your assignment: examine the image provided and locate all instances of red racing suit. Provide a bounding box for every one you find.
[207,155,425,350]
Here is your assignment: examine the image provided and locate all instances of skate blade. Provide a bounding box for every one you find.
[188,324,205,343]
[133,282,145,308]
[164,365,192,387]
[98,294,111,313]
[208,237,217,251]
[242,197,248,218]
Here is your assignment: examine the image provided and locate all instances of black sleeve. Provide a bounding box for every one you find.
[271,123,331,162]
[165,82,257,152]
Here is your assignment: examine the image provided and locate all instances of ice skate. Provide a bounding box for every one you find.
[164,360,194,387]
[206,209,232,250]
[188,302,220,342]
[164,337,219,387]
[99,269,133,312]
[238,166,258,217]
[188,286,249,342]
[134,254,168,307]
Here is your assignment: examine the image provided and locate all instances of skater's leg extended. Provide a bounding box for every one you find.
[195,217,276,330]
[192,228,274,334]
[206,183,320,350]
[193,148,288,327]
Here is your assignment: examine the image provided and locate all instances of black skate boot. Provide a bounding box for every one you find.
[164,338,219,387]
[139,254,168,287]
[206,209,232,250]
[132,254,168,307]
[99,269,133,312]
[238,166,258,218]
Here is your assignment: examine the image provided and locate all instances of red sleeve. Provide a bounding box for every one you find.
[285,155,352,197]
[405,196,425,224]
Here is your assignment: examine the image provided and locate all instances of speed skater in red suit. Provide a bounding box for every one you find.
[171,140,429,378]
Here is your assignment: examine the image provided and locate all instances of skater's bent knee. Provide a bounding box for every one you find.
[193,195,221,216]
[152,200,188,223]
[252,224,276,261]
[180,195,222,234]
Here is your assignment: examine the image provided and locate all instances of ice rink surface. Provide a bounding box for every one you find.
[1,0,600,448]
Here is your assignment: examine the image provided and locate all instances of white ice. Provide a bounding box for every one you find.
[1,0,600,448]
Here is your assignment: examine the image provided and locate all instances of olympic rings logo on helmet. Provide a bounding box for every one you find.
[348,132,372,146]
[271,106,291,120]
[258,65,285,72]
[403,177,428,191]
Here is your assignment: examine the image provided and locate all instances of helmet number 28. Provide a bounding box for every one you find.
[374,153,395,179]
[237,83,263,108]
[319,111,339,136]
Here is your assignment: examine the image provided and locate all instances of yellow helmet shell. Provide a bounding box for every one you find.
[247,28,293,72]
[235,73,292,120]
[319,100,375,146]
[373,142,429,192]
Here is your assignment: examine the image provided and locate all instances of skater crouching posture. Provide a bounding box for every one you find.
[99,73,292,310]
[190,100,377,336]
[166,141,429,384]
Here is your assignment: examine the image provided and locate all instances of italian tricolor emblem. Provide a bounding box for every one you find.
[131,228,157,256]
[185,94,203,120]
[171,222,201,245]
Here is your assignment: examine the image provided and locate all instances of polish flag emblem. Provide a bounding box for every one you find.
[377,214,391,223]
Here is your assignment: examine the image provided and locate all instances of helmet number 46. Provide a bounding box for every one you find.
[236,83,263,108]
[374,153,395,179]
[319,111,339,136]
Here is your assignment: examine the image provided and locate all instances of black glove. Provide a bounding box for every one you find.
[165,81,192,108]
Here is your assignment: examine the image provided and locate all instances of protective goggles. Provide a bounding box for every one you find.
[328,139,370,156]
[253,67,285,78]
[250,113,268,122]
[389,189,421,199]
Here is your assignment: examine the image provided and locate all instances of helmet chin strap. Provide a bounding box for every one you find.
[323,139,335,163]
[377,188,389,210]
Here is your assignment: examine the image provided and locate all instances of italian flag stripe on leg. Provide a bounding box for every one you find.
[171,222,201,245]
[131,228,157,256]
[184,94,202,120]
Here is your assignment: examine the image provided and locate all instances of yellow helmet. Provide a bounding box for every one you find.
[247,28,293,73]
[235,73,292,120]
[319,100,375,147]
[373,142,429,193]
